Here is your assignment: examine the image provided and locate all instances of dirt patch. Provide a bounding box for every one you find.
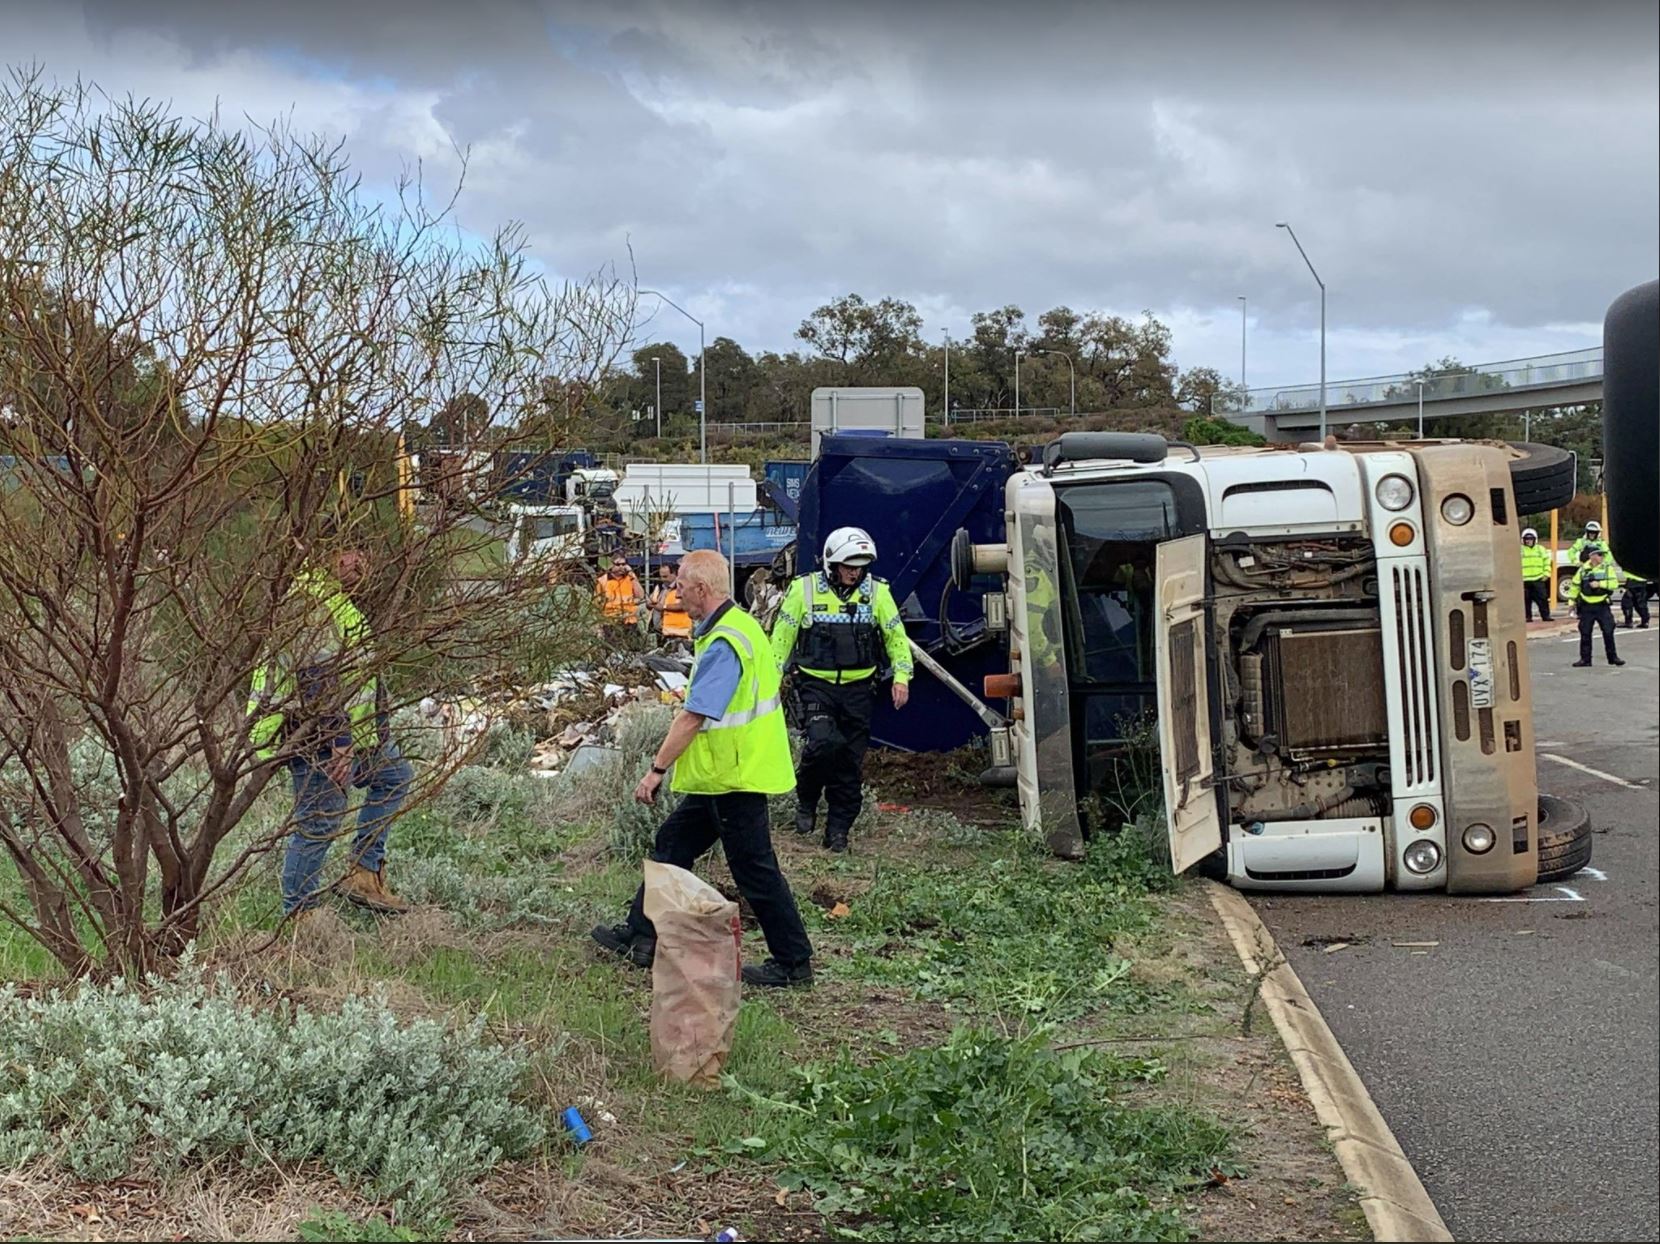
[862,746,1019,826]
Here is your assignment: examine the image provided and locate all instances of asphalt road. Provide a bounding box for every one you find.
[1250,623,1659,1243]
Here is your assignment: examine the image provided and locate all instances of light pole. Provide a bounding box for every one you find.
[1014,349,1025,419]
[1029,347,1076,417]
[651,355,662,439]
[640,289,707,463]
[1275,222,1327,442]
[1237,295,1248,396]
[1415,379,1425,439]
[942,331,951,428]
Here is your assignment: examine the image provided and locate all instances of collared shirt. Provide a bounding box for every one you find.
[684,599,742,720]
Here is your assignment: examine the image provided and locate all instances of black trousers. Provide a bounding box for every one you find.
[1524,578,1552,622]
[626,791,812,968]
[1578,601,1619,663]
[794,676,879,837]
[1621,583,1652,627]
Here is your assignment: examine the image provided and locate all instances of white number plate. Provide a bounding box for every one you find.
[1467,637,1495,709]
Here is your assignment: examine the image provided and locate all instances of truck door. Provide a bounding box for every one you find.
[1153,534,1223,872]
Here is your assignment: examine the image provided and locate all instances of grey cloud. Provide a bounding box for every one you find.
[6,0,1656,383]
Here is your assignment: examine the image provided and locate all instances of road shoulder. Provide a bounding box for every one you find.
[1208,882,1453,1243]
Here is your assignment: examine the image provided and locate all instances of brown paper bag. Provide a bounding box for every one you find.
[642,860,741,1087]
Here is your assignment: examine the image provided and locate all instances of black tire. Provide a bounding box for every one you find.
[1507,442,1578,515]
[1536,793,1592,883]
[1603,281,1658,579]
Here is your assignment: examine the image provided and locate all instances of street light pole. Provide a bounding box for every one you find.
[1029,348,1076,417]
[640,289,708,463]
[1014,349,1024,419]
[1416,379,1425,438]
[1275,222,1327,442]
[651,356,662,439]
[943,331,951,427]
[1237,295,1247,394]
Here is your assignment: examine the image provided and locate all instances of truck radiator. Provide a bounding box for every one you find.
[1264,626,1388,753]
[1391,565,1437,786]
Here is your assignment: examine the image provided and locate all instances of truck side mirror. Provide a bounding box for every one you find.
[950,527,1009,590]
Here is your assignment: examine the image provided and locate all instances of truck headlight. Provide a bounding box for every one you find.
[1375,474,1415,511]
[1403,840,1443,874]
[1440,494,1475,525]
[1461,824,1496,855]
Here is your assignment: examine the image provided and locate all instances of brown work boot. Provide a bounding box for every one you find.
[337,864,412,915]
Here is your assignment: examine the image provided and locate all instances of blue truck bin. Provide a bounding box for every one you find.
[797,435,1014,754]
[676,509,797,567]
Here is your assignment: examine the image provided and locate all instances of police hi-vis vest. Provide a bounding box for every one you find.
[1569,564,1620,605]
[674,604,795,796]
[791,573,886,682]
[1520,542,1552,582]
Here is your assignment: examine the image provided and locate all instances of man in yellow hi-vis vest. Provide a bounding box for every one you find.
[1520,527,1553,622]
[1568,546,1625,668]
[769,527,913,853]
[590,549,813,989]
[248,542,412,917]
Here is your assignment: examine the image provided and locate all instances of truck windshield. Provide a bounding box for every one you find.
[1055,479,1185,812]
[1056,480,1182,684]
[532,514,579,540]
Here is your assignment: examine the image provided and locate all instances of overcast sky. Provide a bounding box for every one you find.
[4,0,1657,389]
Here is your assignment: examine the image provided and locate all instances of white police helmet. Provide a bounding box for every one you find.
[823,526,877,568]
[1585,520,1602,534]
[1522,527,1538,540]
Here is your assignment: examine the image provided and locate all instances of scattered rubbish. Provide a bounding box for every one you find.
[876,801,912,813]
[1513,929,1537,936]
[1321,942,1351,954]
[561,1106,592,1145]
[577,1094,618,1126]
[566,744,622,778]
[1391,940,1439,948]
[667,1159,688,1174]
[1301,934,1364,950]
[827,901,852,920]
[714,1229,740,1243]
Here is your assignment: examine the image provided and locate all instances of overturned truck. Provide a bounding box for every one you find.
[795,430,1589,894]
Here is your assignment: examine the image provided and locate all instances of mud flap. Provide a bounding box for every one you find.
[1154,534,1223,873]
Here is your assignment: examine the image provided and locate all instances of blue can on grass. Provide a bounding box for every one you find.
[561,1106,592,1145]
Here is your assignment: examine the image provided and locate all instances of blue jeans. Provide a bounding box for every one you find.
[283,743,413,914]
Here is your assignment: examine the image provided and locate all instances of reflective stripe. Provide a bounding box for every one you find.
[707,623,754,658]
[702,694,783,730]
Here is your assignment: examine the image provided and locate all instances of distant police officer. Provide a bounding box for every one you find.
[1568,520,1607,565]
[1619,565,1652,629]
[1520,527,1552,622]
[770,527,913,852]
[1568,546,1625,668]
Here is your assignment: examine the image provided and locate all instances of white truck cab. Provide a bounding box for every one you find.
[971,432,1583,895]
[507,503,586,564]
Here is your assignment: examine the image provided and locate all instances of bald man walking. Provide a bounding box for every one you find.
[590,550,814,989]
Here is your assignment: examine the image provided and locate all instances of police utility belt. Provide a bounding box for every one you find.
[794,575,886,683]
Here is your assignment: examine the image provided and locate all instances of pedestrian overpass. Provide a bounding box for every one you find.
[1216,348,1603,442]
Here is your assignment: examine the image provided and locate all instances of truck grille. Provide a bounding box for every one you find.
[1391,565,1437,787]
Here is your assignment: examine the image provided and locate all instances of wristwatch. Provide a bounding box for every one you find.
[650,764,668,776]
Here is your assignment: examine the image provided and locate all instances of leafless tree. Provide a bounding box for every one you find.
[0,69,636,976]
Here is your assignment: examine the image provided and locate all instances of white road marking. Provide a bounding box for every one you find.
[1537,739,1569,747]
[1540,752,1649,791]
[1481,886,1584,903]
[1580,866,1609,882]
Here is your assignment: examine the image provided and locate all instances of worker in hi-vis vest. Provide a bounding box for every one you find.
[769,527,913,853]
[590,549,814,989]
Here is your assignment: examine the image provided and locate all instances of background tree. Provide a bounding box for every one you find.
[0,71,634,976]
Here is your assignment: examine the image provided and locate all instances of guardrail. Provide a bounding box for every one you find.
[1214,348,1603,417]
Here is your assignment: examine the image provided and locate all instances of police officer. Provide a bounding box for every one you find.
[1568,519,1607,565]
[1568,546,1625,668]
[1519,528,1553,622]
[1619,564,1652,629]
[770,527,913,852]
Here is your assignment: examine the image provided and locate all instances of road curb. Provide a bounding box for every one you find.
[1206,882,1453,1243]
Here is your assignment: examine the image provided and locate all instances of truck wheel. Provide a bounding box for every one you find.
[1536,793,1592,882]
[1507,442,1578,514]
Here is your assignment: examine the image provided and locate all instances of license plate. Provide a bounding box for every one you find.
[1467,637,1495,709]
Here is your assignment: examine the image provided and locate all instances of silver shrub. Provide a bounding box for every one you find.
[0,960,543,1221]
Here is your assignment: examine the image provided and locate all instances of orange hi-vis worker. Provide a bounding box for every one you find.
[598,557,644,623]
[653,577,692,638]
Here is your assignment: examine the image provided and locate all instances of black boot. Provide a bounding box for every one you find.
[794,805,817,837]
[741,958,814,989]
[824,829,850,854]
[590,923,655,969]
